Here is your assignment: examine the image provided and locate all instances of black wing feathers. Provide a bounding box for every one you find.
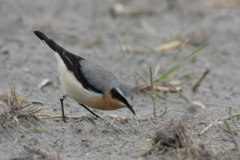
[34,31,102,94]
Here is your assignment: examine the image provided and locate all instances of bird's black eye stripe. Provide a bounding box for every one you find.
[110,88,130,107]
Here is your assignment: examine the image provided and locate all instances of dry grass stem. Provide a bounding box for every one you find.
[199,118,220,136]
[154,86,170,92]
[192,68,210,92]
[169,80,181,86]
[0,137,18,151]
[80,128,92,143]
[222,112,240,120]
[0,86,46,126]
[199,112,240,136]
[155,92,166,100]
[107,115,126,123]
[154,40,180,52]
[110,3,163,17]
[39,115,84,120]
[192,101,206,109]
[37,78,51,90]
[28,100,46,105]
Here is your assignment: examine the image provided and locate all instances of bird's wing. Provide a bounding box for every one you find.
[81,61,133,100]
[80,60,118,92]
[34,31,103,94]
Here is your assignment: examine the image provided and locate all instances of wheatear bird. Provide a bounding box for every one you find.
[34,31,135,122]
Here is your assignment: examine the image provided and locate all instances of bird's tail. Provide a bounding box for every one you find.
[34,31,59,53]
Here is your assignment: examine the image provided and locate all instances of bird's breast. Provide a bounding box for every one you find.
[93,91,126,110]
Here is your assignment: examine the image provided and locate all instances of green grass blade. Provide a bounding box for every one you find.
[223,119,232,132]
[149,67,156,117]
[150,67,154,95]
[218,151,226,160]
[154,64,181,81]
[165,39,189,72]
[155,43,209,82]
[32,128,48,133]
[174,43,209,69]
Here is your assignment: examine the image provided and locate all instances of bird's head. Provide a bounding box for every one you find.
[107,80,135,115]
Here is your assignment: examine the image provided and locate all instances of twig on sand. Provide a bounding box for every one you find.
[198,118,219,136]
[158,105,168,116]
[155,91,166,100]
[138,117,149,122]
[154,40,180,52]
[107,115,126,123]
[222,112,240,120]
[39,115,84,120]
[74,117,85,123]
[37,79,51,90]
[80,128,92,143]
[106,116,127,133]
[192,68,210,92]
[28,100,46,105]
[1,124,14,140]
[110,117,115,127]
[199,112,240,136]
[0,137,18,151]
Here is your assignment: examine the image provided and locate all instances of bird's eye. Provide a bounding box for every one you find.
[110,88,130,107]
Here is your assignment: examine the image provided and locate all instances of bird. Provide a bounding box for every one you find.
[33,31,135,122]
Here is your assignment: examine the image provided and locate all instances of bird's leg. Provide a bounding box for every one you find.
[60,95,67,123]
[79,103,103,120]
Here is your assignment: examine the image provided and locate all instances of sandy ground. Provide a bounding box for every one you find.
[0,0,240,159]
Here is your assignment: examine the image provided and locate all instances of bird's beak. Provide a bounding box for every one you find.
[127,105,135,115]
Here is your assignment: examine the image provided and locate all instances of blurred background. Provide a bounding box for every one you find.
[1,0,240,159]
[0,0,240,118]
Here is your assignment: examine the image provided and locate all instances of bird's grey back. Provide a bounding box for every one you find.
[81,60,117,92]
[81,60,133,100]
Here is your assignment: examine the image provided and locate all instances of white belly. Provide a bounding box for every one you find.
[57,60,102,107]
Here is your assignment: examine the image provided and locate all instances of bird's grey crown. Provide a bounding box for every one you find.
[81,60,133,100]
[108,80,134,100]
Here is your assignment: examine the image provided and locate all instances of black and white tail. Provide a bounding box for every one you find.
[34,31,60,53]
[33,30,83,66]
